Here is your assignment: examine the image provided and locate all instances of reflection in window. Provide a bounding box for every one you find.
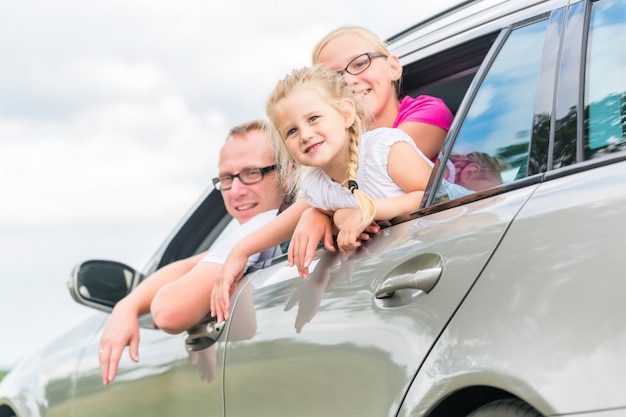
[584,0,626,159]
[434,19,549,203]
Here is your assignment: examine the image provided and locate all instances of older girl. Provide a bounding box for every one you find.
[313,25,453,160]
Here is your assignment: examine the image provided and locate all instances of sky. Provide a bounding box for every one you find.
[0,0,463,370]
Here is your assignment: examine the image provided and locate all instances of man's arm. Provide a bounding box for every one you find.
[98,252,205,385]
[150,261,223,334]
[151,202,310,331]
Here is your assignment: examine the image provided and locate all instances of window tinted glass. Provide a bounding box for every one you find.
[433,19,549,203]
[584,0,626,159]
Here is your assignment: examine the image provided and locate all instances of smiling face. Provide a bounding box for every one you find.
[218,129,284,224]
[316,32,402,129]
[275,85,355,182]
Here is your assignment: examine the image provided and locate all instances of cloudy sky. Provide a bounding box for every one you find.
[0,0,462,369]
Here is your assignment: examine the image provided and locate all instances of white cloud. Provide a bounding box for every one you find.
[0,94,226,226]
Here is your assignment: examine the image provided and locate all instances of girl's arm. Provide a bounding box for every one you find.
[380,140,432,217]
[233,199,313,260]
[340,140,432,222]
[334,141,432,254]
[210,199,311,322]
[398,120,448,160]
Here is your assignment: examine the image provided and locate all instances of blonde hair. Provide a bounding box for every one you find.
[312,25,390,64]
[265,65,376,230]
[226,119,269,139]
[312,25,401,98]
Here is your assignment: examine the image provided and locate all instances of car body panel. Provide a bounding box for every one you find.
[220,185,538,417]
[399,160,626,416]
[0,315,105,417]
[70,320,223,417]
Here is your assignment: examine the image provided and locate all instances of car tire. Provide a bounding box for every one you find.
[467,399,543,417]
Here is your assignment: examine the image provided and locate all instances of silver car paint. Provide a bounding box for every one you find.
[399,161,626,416]
[218,185,538,416]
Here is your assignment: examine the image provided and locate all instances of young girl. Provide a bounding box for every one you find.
[210,65,433,322]
[288,25,454,275]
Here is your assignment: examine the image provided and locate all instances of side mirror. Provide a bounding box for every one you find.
[68,260,143,313]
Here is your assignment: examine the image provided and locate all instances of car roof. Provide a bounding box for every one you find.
[388,0,568,62]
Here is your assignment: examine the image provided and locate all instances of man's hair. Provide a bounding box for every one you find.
[226,119,269,140]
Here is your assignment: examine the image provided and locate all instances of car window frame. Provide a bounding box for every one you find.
[419,12,563,215]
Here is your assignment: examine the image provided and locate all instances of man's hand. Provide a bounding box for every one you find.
[98,301,140,385]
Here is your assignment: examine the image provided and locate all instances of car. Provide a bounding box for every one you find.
[2,0,626,416]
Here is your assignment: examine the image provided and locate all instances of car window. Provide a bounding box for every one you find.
[432,18,550,204]
[584,0,626,159]
[207,216,239,250]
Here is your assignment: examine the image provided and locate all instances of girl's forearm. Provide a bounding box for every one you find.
[234,199,312,258]
[374,191,424,220]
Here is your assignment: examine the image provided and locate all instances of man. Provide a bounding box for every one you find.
[98,119,286,385]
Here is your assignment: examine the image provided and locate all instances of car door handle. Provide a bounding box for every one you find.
[375,267,442,299]
[185,320,225,352]
[375,253,443,299]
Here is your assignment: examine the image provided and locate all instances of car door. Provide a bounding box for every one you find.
[220,10,558,417]
[398,1,626,414]
[70,190,231,417]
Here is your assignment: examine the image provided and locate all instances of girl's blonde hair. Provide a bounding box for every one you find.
[265,64,376,230]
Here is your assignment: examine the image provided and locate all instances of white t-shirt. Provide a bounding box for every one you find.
[299,127,433,211]
[201,209,281,270]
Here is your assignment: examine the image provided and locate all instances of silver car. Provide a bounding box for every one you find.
[2,0,626,416]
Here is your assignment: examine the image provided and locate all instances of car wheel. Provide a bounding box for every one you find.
[467,399,543,417]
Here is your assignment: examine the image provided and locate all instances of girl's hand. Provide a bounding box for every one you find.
[288,207,335,278]
[333,208,366,256]
[210,254,248,322]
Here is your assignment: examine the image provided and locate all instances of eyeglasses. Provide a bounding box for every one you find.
[212,165,277,191]
[336,52,387,76]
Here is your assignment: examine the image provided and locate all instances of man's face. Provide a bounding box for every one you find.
[218,129,284,224]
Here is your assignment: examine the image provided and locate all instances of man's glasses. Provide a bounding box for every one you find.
[336,52,387,76]
[212,165,277,191]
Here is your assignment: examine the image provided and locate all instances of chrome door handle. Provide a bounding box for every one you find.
[374,253,443,299]
[375,267,442,299]
[185,320,226,352]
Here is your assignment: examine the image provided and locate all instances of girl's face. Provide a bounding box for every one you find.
[276,86,355,182]
[317,33,402,128]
